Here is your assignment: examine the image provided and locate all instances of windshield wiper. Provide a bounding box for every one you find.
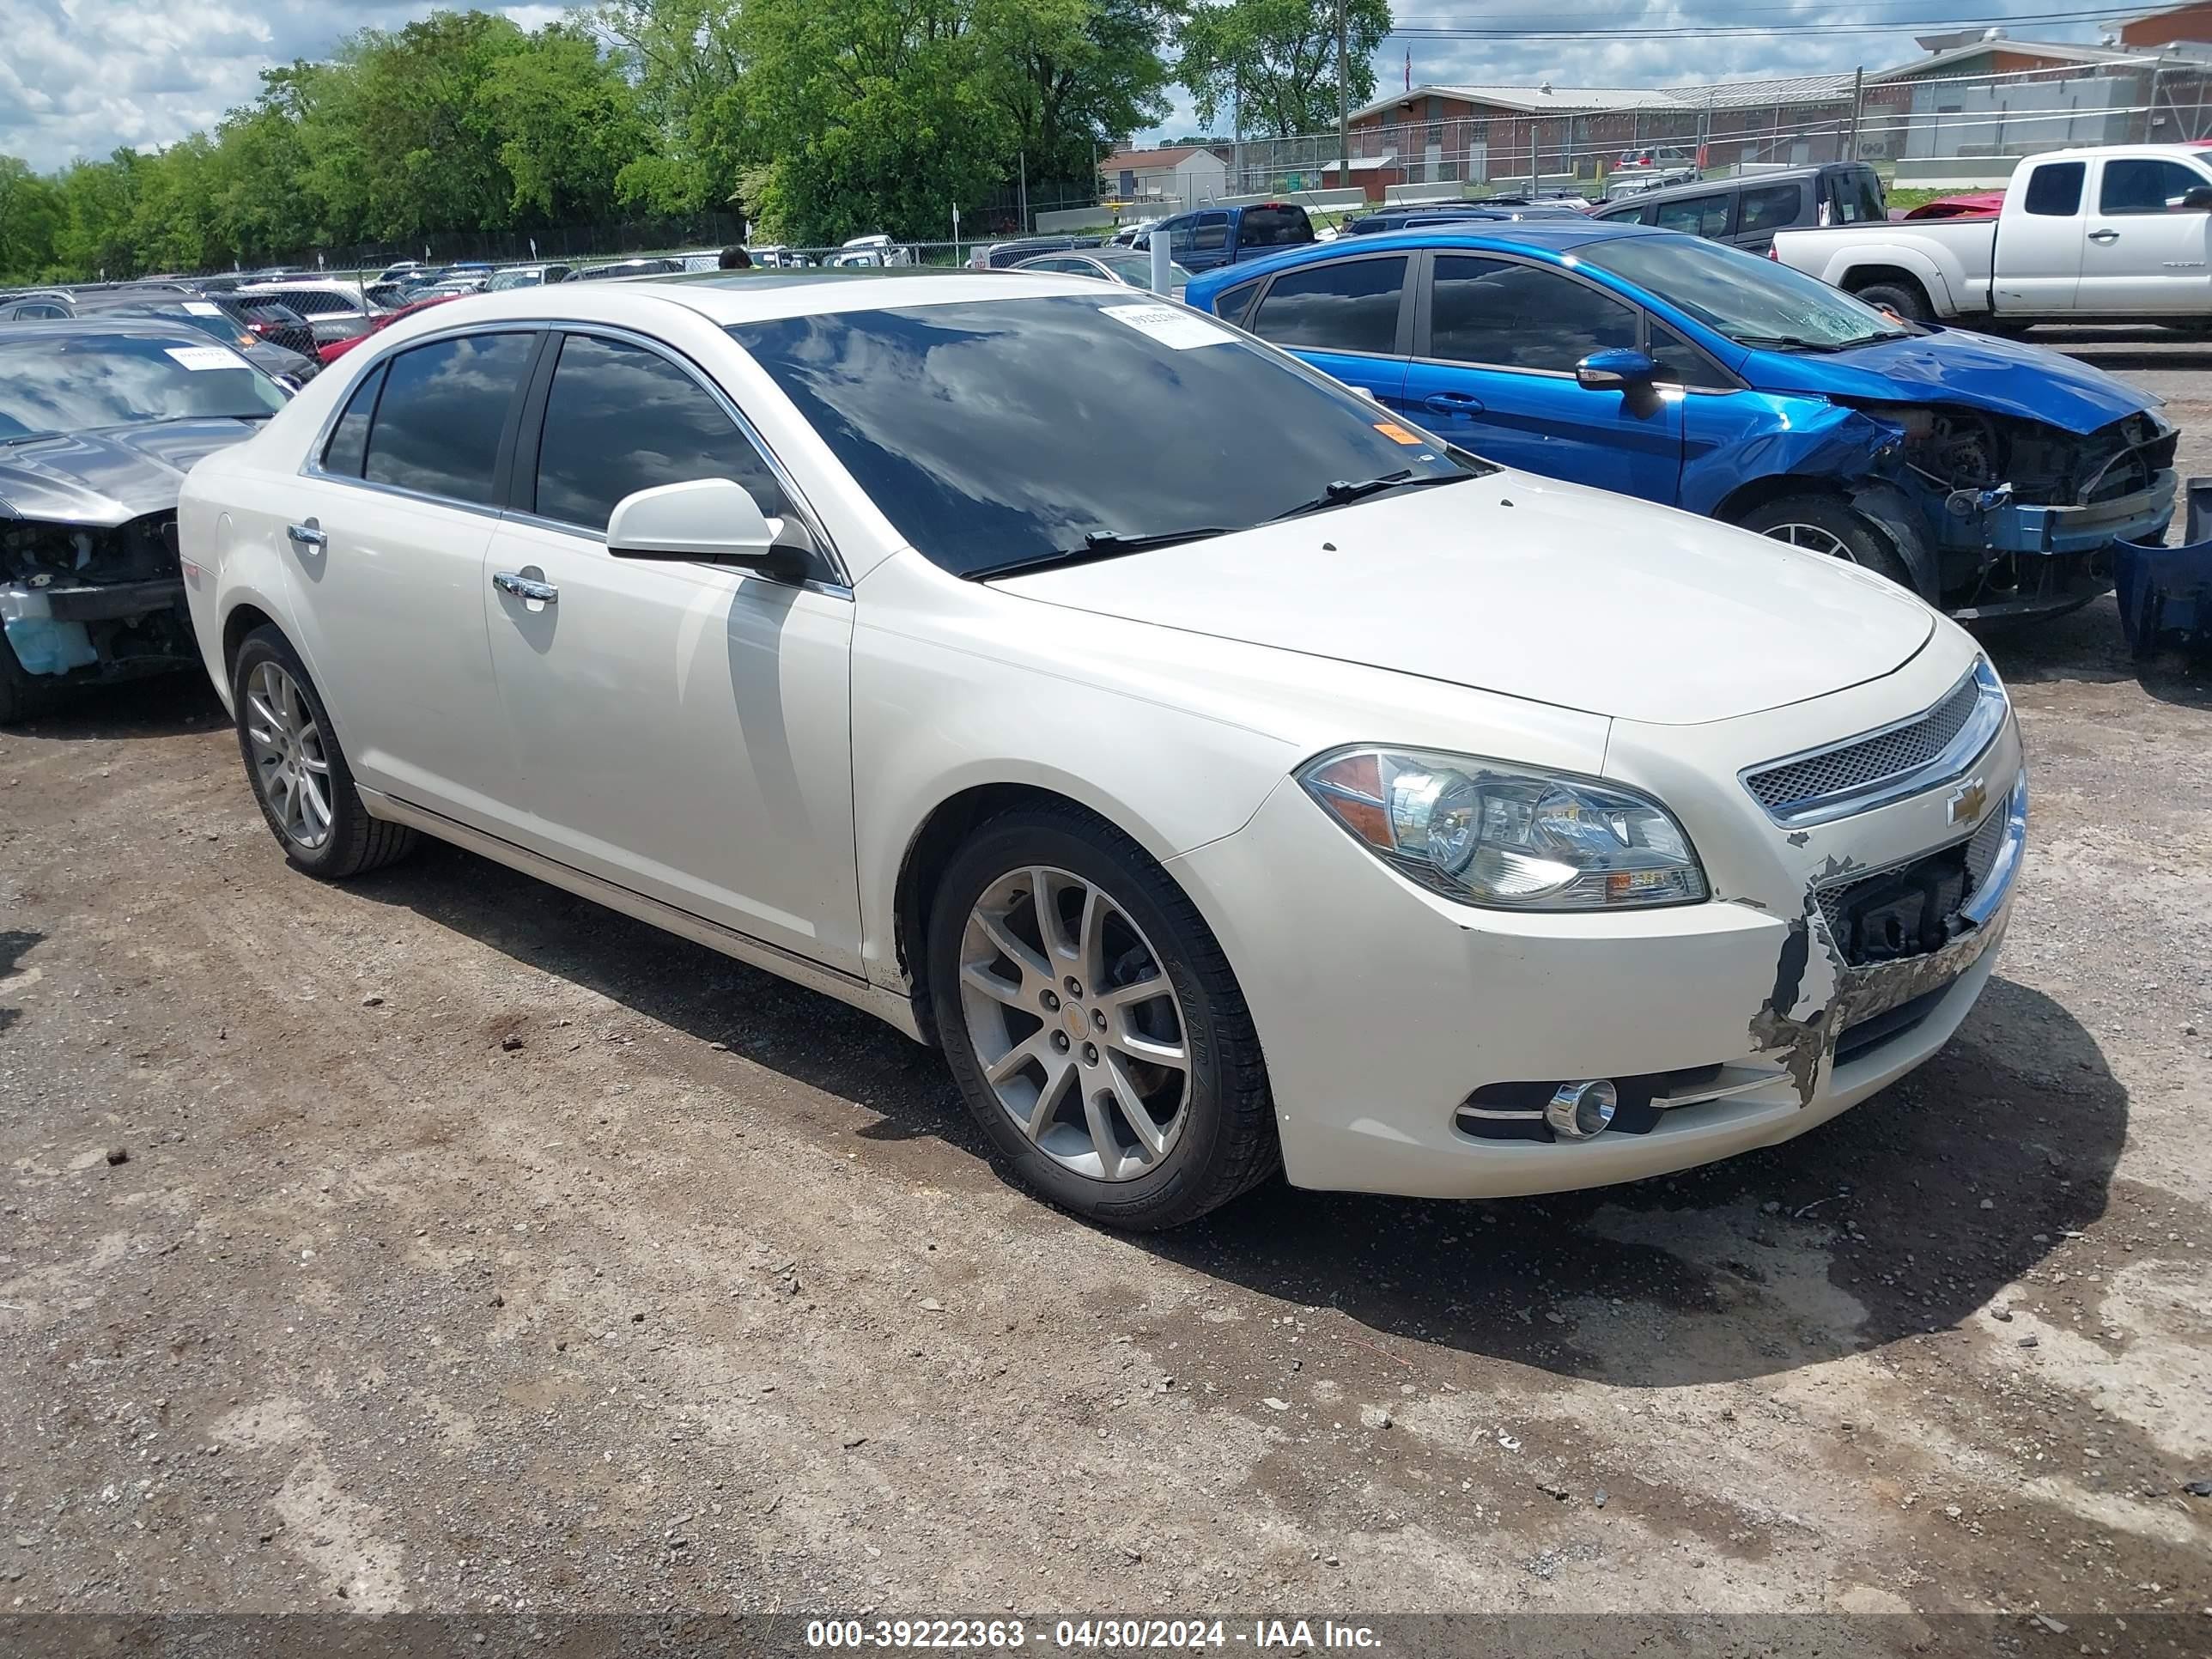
[1734,331,1905,353]
[968,525,1233,580]
[1268,469,1473,522]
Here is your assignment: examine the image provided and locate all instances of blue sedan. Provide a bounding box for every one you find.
[1184,222,2176,620]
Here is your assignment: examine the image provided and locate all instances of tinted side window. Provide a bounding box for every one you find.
[1824,169,1886,225]
[1428,256,1637,372]
[1250,257,1407,355]
[2024,161,2086,216]
[1737,183,1805,238]
[1213,276,1264,325]
[363,331,535,505]
[1649,322,1724,389]
[1242,206,1313,247]
[1654,193,1731,237]
[2099,157,2207,214]
[1194,215,1230,252]
[532,333,787,531]
[320,362,386,478]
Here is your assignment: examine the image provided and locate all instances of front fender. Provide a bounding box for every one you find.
[1684,398,1908,520]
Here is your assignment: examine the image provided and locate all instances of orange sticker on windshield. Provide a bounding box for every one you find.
[1372,421,1422,445]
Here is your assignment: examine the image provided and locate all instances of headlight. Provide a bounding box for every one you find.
[1298,746,1707,910]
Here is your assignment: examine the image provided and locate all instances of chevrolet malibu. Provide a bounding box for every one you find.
[175,273,2027,1229]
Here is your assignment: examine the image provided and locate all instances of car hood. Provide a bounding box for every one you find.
[988,472,1936,726]
[0,419,263,526]
[1741,327,2156,434]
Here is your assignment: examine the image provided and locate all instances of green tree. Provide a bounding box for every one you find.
[483,24,654,222]
[1177,0,1390,138]
[731,0,1012,244]
[0,155,61,282]
[975,0,1176,187]
[591,0,749,213]
[51,152,142,280]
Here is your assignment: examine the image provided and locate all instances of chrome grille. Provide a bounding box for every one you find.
[1745,667,1993,823]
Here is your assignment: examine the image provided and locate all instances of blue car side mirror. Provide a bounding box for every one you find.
[1574,348,1659,392]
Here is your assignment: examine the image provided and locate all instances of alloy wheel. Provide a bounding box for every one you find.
[1762,522,1856,562]
[243,660,334,850]
[957,865,1190,1182]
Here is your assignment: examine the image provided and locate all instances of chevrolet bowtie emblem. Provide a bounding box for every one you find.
[1948,778,1989,825]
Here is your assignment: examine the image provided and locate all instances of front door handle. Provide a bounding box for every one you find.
[286,520,326,551]
[493,569,558,606]
[2088,228,2120,244]
[1424,391,1485,416]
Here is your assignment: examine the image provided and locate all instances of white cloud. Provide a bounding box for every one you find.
[2,0,441,171]
[1142,0,2114,141]
[5,0,2120,171]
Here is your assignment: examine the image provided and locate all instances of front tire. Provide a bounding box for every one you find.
[1851,279,1930,325]
[231,624,416,879]
[1734,493,1918,595]
[927,805,1277,1230]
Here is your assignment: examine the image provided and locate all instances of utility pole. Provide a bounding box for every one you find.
[1848,66,1864,161]
[1335,0,1351,189]
[1018,148,1029,234]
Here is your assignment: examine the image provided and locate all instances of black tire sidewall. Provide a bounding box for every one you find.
[927,815,1237,1227]
[1854,282,1929,325]
[1739,494,1917,593]
[229,627,368,876]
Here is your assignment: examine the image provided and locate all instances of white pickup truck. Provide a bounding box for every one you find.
[1771,143,2212,329]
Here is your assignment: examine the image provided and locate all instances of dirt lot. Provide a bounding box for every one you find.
[3,329,2209,1654]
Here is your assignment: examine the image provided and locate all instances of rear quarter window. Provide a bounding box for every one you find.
[1212,277,1265,325]
[2024,161,2086,216]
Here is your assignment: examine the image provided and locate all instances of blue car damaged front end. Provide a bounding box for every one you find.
[1709,330,2178,622]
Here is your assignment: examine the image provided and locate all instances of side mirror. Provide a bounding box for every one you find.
[1574,348,1660,392]
[606,478,809,583]
[2183,185,2212,211]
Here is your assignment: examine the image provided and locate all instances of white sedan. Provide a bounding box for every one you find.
[175,272,2025,1229]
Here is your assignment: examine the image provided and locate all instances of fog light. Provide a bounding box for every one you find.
[1545,1079,1617,1140]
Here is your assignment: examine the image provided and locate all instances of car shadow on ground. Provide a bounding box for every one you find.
[1978,594,2210,710]
[352,839,2125,1389]
[1,670,226,743]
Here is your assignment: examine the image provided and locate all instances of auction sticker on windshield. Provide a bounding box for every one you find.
[1101,303,1235,350]
[183,301,225,316]
[166,345,245,371]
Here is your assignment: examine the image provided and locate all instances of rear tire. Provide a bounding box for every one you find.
[1852,280,1930,326]
[1734,493,1918,595]
[230,624,416,879]
[927,804,1278,1230]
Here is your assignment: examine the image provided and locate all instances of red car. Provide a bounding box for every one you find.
[1900,191,2004,221]
[316,293,464,365]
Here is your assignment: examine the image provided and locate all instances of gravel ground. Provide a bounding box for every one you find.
[2,329,2209,1655]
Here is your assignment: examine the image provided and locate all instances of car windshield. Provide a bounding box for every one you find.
[1095,252,1193,284]
[487,270,543,290]
[729,294,1470,577]
[1574,234,1910,349]
[0,333,286,441]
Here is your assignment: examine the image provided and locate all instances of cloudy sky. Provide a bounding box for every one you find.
[2,0,2119,173]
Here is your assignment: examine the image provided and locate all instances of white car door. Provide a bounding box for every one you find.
[1993,156,2087,313]
[283,328,538,835]
[2079,153,2212,314]
[480,327,863,973]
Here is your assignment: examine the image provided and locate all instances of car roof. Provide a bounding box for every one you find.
[1594,164,1873,212]
[343,271,1143,346]
[0,315,234,346]
[1179,220,1674,296]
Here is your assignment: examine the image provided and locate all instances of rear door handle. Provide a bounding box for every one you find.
[1423,391,1485,415]
[286,521,326,551]
[493,569,558,605]
[2088,228,2120,244]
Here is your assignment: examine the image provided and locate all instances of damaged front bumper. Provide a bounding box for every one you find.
[2112,474,2212,659]
[1,576,198,681]
[1931,468,2174,623]
[1171,647,2022,1200]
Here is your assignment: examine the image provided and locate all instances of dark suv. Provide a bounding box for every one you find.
[1589,162,1886,253]
[1146,203,1315,272]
